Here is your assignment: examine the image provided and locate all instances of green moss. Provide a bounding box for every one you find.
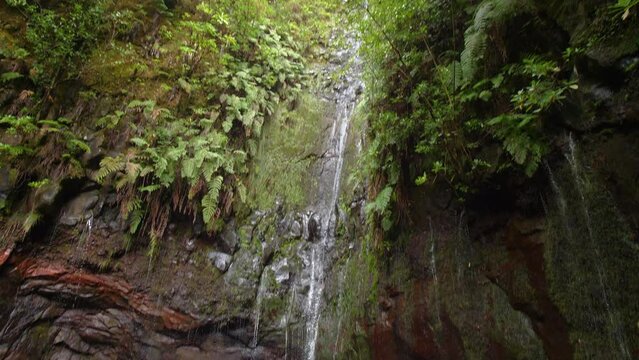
[544,152,639,358]
[81,42,155,95]
[25,322,52,358]
[248,93,327,209]
[490,284,545,359]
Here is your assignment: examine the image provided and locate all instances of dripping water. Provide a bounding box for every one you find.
[428,217,441,328]
[563,135,631,359]
[285,287,296,360]
[251,269,268,349]
[302,33,363,360]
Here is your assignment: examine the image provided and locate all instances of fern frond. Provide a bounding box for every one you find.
[181,158,196,180]
[95,156,125,183]
[130,137,149,147]
[202,175,223,224]
[128,208,144,234]
[67,138,91,154]
[460,0,534,84]
[22,211,42,233]
[140,184,162,193]
[365,187,393,216]
[236,179,247,203]
[147,232,160,263]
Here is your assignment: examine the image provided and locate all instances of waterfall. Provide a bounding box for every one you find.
[251,269,268,349]
[79,212,94,246]
[547,135,631,359]
[285,287,296,360]
[302,34,363,360]
[564,135,631,359]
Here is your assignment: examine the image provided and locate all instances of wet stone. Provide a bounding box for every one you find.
[185,239,196,252]
[208,251,233,272]
[219,220,239,254]
[270,258,290,285]
[307,214,321,242]
[289,220,302,239]
[60,190,100,226]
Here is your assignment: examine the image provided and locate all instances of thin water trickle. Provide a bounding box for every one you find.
[285,287,296,360]
[251,269,268,349]
[302,33,363,360]
[564,135,631,359]
[332,264,348,359]
[428,217,441,328]
[547,135,631,359]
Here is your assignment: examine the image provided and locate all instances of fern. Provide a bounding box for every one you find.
[365,187,393,216]
[1,72,23,83]
[128,99,156,110]
[202,175,223,225]
[181,158,197,180]
[460,0,534,84]
[147,233,160,264]
[130,137,149,147]
[125,197,142,218]
[236,179,247,203]
[128,208,144,234]
[139,184,162,193]
[95,156,125,183]
[22,211,42,233]
[202,154,224,182]
[67,138,91,154]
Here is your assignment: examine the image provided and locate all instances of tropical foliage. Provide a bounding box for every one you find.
[0,0,340,258]
[346,0,600,244]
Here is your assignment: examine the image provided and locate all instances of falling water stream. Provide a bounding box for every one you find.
[564,135,631,359]
[546,135,631,359]
[428,217,441,329]
[251,269,268,349]
[303,34,363,360]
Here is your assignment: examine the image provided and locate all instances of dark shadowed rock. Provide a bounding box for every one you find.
[60,190,101,226]
[307,213,321,242]
[220,219,240,254]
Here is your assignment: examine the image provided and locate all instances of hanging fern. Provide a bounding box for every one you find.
[202,175,224,225]
[95,156,126,183]
[460,0,535,85]
[365,187,394,216]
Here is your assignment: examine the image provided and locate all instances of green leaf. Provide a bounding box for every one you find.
[1,72,23,83]
[139,184,162,193]
[67,138,91,154]
[365,187,393,215]
[202,176,223,224]
[130,137,149,147]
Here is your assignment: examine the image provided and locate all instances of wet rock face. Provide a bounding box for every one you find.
[366,212,564,359]
[59,190,101,226]
[270,258,290,285]
[219,220,240,254]
[208,251,233,272]
[0,257,284,360]
[307,213,321,242]
[366,129,639,359]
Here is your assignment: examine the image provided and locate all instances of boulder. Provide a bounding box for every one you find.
[307,213,321,242]
[219,220,239,254]
[207,251,233,272]
[270,258,290,285]
[289,220,302,239]
[60,190,101,226]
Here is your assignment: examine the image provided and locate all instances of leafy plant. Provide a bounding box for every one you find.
[20,0,107,86]
[611,0,639,20]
